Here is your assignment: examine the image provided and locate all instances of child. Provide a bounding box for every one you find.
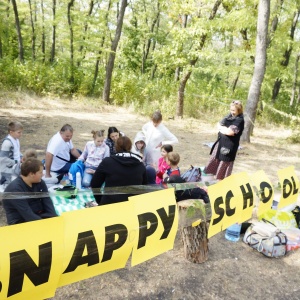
[0,121,23,163]
[131,131,146,160]
[78,130,110,187]
[155,144,173,184]
[163,152,180,182]
[22,148,38,162]
[0,121,23,185]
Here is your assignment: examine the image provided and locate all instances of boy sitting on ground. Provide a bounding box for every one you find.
[163,152,180,183]
[3,158,57,225]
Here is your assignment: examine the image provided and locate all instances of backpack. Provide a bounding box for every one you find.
[181,165,202,182]
[68,160,85,185]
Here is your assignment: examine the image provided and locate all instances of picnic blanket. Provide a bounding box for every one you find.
[49,186,96,215]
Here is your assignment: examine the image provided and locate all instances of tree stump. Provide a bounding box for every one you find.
[178,200,209,263]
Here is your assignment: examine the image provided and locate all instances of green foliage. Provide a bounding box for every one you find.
[186,200,207,221]
[0,0,299,129]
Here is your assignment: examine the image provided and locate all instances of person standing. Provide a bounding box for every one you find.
[0,121,23,185]
[45,124,81,177]
[204,101,244,180]
[3,158,57,225]
[142,110,178,168]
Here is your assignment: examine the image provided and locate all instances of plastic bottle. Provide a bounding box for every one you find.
[225,223,242,242]
[76,172,82,190]
[68,172,73,185]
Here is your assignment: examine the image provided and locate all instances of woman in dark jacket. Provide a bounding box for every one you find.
[204,100,244,180]
[91,136,147,205]
[105,126,125,156]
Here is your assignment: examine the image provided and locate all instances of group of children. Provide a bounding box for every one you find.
[0,121,181,188]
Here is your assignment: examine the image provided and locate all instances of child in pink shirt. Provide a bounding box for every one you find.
[155,144,173,184]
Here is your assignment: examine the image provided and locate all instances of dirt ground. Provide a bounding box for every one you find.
[1,97,300,300]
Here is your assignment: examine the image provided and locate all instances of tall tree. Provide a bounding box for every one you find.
[103,0,128,103]
[77,0,95,67]
[271,7,300,102]
[241,0,270,143]
[67,0,75,84]
[11,0,24,62]
[176,0,222,117]
[92,0,112,93]
[50,0,56,63]
[28,0,36,60]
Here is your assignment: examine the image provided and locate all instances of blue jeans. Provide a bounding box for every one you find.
[82,166,97,188]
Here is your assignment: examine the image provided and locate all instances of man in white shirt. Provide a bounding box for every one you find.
[45,124,81,177]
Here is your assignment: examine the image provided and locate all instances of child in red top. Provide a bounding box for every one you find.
[163,152,180,182]
[155,144,173,184]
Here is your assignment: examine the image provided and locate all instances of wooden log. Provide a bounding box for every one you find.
[178,200,209,263]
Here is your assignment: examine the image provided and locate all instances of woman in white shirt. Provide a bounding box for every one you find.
[142,110,178,168]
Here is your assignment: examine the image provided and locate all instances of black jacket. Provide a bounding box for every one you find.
[210,113,244,162]
[3,176,57,225]
[90,152,147,205]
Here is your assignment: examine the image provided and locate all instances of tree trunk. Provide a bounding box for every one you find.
[141,2,160,74]
[67,0,75,85]
[0,36,2,58]
[176,0,221,118]
[28,0,36,60]
[177,67,194,117]
[50,0,56,63]
[92,0,111,94]
[103,0,128,103]
[271,8,300,103]
[11,0,24,62]
[178,200,210,264]
[77,0,94,67]
[241,0,270,143]
[290,53,300,106]
[180,222,209,263]
[41,0,46,63]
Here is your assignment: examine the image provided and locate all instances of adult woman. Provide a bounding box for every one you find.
[105,127,124,156]
[142,110,178,168]
[91,136,147,205]
[204,100,244,180]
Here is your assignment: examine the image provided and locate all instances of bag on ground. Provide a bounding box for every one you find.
[181,165,202,182]
[258,209,297,229]
[243,219,287,257]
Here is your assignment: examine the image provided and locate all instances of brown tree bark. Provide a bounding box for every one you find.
[67,0,75,85]
[92,0,112,93]
[41,0,46,63]
[241,0,270,143]
[11,0,24,62]
[180,222,209,263]
[103,0,128,103]
[50,0,56,63]
[28,0,36,60]
[178,200,210,263]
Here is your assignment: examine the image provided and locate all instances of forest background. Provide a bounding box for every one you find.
[0,0,300,140]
